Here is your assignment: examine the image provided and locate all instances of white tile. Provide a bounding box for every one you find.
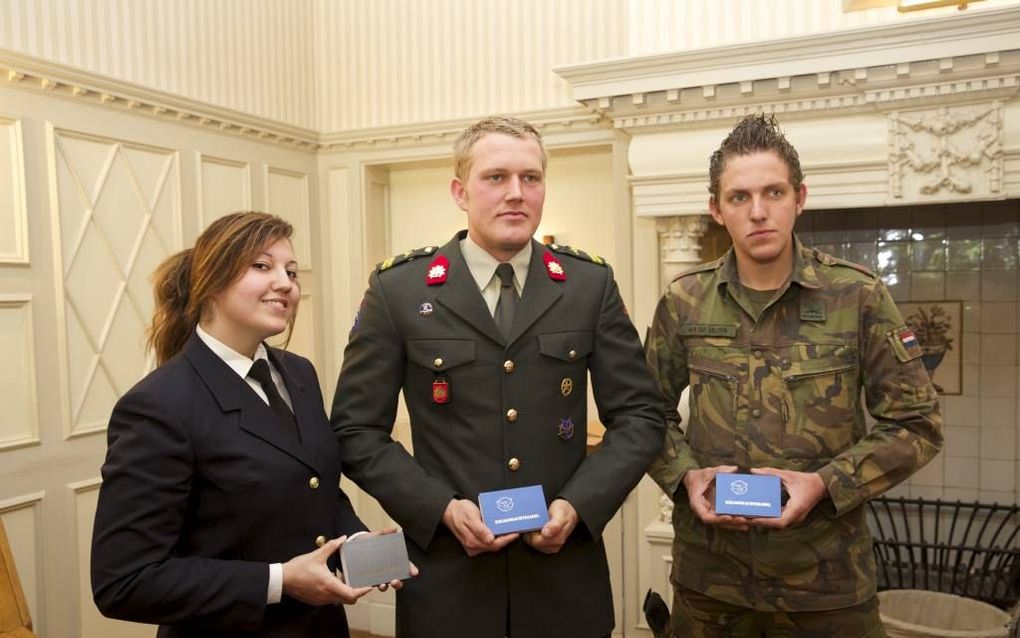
[911,454,944,486]
[980,427,1017,461]
[962,364,980,396]
[946,272,980,301]
[942,396,981,427]
[979,302,1018,334]
[979,459,1015,490]
[977,489,1016,505]
[980,334,1017,365]
[943,487,980,502]
[979,397,1014,427]
[910,485,945,500]
[943,425,980,457]
[944,457,980,488]
[982,271,1018,301]
[963,302,982,331]
[979,364,1016,397]
[884,483,911,499]
[910,272,945,301]
[962,333,981,364]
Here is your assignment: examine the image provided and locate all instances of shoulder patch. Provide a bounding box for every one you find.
[887,326,923,363]
[814,249,876,278]
[672,256,724,282]
[548,243,608,267]
[377,245,438,272]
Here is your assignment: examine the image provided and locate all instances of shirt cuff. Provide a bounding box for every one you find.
[267,563,283,604]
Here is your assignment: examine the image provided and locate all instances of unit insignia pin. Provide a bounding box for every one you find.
[560,378,573,397]
[432,378,450,404]
[557,417,575,441]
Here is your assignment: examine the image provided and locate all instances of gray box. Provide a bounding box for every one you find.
[339,531,411,588]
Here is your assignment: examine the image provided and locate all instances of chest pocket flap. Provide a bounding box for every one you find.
[538,331,593,362]
[407,339,476,371]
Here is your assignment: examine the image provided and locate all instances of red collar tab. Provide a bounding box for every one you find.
[426,255,450,285]
[544,252,566,281]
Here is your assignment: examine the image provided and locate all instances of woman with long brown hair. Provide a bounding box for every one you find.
[91,212,403,637]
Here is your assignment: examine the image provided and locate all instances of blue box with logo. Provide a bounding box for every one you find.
[479,485,550,535]
[714,472,782,518]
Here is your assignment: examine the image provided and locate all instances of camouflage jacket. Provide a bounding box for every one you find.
[646,237,943,612]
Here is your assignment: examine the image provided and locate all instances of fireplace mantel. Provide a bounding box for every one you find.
[555,6,1020,217]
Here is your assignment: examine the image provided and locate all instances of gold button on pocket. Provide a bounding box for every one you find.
[315,535,327,548]
[751,408,762,418]
[503,360,515,374]
[567,349,578,361]
[508,458,521,471]
[433,357,443,368]
[506,409,518,423]
[309,477,320,489]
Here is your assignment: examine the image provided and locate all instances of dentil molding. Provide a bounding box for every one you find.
[0,48,606,153]
[555,7,1020,129]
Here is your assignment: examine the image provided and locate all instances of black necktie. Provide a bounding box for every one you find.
[493,263,519,340]
[247,359,297,431]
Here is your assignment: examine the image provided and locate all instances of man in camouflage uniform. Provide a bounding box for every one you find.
[646,114,943,637]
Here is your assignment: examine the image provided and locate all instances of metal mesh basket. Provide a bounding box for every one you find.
[866,497,1020,610]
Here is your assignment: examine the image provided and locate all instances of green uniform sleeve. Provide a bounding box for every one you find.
[816,281,943,516]
[645,288,701,498]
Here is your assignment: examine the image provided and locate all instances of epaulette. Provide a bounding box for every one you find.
[671,255,723,282]
[813,249,877,278]
[548,243,608,266]
[377,245,438,272]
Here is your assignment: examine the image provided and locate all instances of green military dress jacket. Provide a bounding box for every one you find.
[647,237,942,612]
[332,231,664,637]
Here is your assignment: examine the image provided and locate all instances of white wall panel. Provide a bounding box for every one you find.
[0,493,43,629]
[49,128,180,437]
[313,0,629,131]
[0,0,318,129]
[265,167,311,266]
[197,154,252,228]
[0,296,39,450]
[0,116,28,263]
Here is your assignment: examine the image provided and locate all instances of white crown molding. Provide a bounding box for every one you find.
[0,47,319,149]
[555,8,1020,129]
[317,106,606,152]
[555,5,1020,101]
[1,48,609,154]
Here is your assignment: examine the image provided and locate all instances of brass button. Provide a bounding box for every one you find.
[315,535,327,547]
[506,408,518,423]
[433,357,443,368]
[753,350,763,359]
[751,408,762,418]
[503,360,515,374]
[568,349,578,360]
[309,476,320,489]
[508,457,521,471]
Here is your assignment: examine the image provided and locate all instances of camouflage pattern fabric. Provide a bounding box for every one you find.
[670,585,886,638]
[646,236,943,613]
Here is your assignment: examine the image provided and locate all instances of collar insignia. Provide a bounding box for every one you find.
[426,256,449,285]
[544,252,566,281]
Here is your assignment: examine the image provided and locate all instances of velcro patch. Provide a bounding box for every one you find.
[887,326,923,363]
[677,324,738,338]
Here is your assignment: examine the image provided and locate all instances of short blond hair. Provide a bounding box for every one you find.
[452,116,547,182]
